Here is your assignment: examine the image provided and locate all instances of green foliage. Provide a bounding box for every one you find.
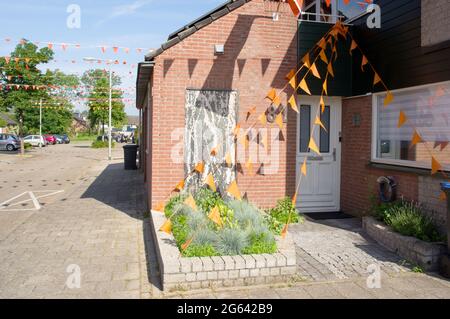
[0,117,6,127]
[72,133,96,142]
[243,233,277,255]
[372,199,444,243]
[264,214,284,235]
[194,188,223,212]
[269,197,302,224]
[164,193,186,218]
[216,228,250,255]
[412,266,424,273]
[183,244,219,257]
[91,140,115,149]
[24,142,32,150]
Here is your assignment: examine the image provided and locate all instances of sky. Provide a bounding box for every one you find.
[0,0,226,116]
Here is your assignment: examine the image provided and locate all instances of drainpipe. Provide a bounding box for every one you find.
[440,182,450,278]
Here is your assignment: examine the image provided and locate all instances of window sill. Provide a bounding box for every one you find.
[368,161,450,176]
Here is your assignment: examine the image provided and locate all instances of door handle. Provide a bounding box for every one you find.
[333,148,336,162]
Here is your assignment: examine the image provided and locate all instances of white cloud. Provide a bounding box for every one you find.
[96,0,153,26]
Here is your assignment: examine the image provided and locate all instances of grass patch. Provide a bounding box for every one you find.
[72,133,97,142]
[91,140,115,149]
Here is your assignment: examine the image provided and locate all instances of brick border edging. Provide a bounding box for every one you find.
[362,216,446,271]
[149,210,297,291]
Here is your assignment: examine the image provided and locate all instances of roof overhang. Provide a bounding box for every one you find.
[136,61,154,109]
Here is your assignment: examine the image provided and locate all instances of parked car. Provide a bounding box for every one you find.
[0,134,20,151]
[23,135,46,147]
[54,135,63,144]
[60,134,70,144]
[43,134,57,145]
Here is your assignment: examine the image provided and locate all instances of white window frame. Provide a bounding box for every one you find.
[371,80,450,171]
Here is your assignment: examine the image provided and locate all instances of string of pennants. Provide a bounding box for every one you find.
[1,37,153,55]
[156,19,449,247]
[0,83,134,94]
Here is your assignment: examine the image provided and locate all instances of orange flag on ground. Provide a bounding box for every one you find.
[299,79,311,95]
[205,173,217,192]
[411,130,422,147]
[301,159,307,176]
[315,116,327,132]
[259,112,267,125]
[154,202,165,213]
[181,237,194,251]
[398,111,407,128]
[208,206,223,227]
[184,195,197,210]
[431,157,442,175]
[159,219,172,234]
[266,88,276,101]
[384,91,394,107]
[275,113,284,129]
[373,73,381,86]
[227,180,241,200]
[310,63,321,79]
[194,161,205,174]
[309,137,321,155]
[361,55,368,71]
[173,180,185,192]
[288,95,299,113]
[319,50,328,64]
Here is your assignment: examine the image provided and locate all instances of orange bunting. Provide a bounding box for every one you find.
[227,180,241,200]
[173,180,185,192]
[299,79,311,95]
[320,95,325,113]
[275,113,284,129]
[184,195,198,210]
[288,95,299,113]
[310,63,321,79]
[411,130,423,147]
[208,206,223,227]
[319,50,328,64]
[398,111,407,128]
[309,137,321,155]
[266,88,276,101]
[181,237,194,251]
[302,53,311,68]
[258,112,267,125]
[361,55,368,71]
[154,202,165,213]
[431,157,442,175]
[350,40,357,55]
[288,75,296,89]
[323,78,328,95]
[247,106,256,120]
[301,159,307,176]
[245,157,254,175]
[159,219,172,234]
[315,116,327,132]
[194,161,205,174]
[384,91,394,107]
[225,152,233,167]
[286,69,296,80]
[205,173,217,192]
[210,145,219,156]
[233,124,241,138]
[273,95,281,107]
[373,73,381,86]
[239,133,249,149]
[327,63,334,77]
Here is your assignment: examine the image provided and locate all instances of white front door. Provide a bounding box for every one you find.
[296,96,342,213]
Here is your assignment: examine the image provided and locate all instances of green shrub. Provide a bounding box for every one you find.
[216,228,250,255]
[269,197,303,224]
[24,142,32,150]
[194,188,223,212]
[243,233,277,254]
[383,201,443,243]
[183,244,219,257]
[91,140,115,149]
[164,193,186,217]
[264,214,284,235]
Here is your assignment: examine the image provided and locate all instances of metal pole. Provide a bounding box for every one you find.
[39,98,42,150]
[108,67,112,161]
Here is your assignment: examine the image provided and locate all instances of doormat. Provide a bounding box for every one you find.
[303,212,355,221]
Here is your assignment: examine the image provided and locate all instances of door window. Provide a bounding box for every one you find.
[320,105,331,153]
[299,105,311,153]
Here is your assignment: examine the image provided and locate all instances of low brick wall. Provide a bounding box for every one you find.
[362,216,446,271]
[150,210,297,291]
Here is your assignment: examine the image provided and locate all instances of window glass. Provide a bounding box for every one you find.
[337,0,369,20]
[299,105,311,153]
[375,82,450,169]
[320,106,330,153]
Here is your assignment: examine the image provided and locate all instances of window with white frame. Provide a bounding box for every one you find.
[373,82,450,170]
[301,0,368,23]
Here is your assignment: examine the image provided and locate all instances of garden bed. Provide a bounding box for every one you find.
[363,216,446,271]
[150,209,297,291]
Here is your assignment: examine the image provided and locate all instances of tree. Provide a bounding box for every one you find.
[81,69,126,135]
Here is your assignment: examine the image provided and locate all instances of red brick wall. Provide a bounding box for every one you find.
[146,0,298,209]
[341,96,419,216]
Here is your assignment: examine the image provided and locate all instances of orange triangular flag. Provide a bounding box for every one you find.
[411,130,422,147]
[286,69,296,80]
[266,88,276,101]
[318,37,327,50]
[275,113,284,129]
[361,55,368,71]
[327,63,334,77]
[299,78,311,95]
[154,202,165,213]
[319,50,328,64]
[323,78,328,95]
[210,145,219,156]
[159,219,172,234]
[205,173,217,192]
[208,206,223,227]
[173,180,185,192]
[398,111,407,128]
[431,157,442,175]
[309,137,321,155]
[350,40,357,55]
[315,116,327,132]
[227,180,241,200]
[184,195,197,210]
[259,112,267,125]
[310,63,321,79]
[273,95,281,107]
[301,159,307,176]
[288,75,296,89]
[288,95,299,113]
[373,73,381,86]
[320,95,325,113]
[439,191,447,201]
[225,152,232,167]
[302,53,311,68]
[181,237,194,251]
[194,161,205,174]
[384,91,394,107]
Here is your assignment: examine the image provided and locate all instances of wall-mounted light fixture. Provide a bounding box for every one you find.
[214,44,224,55]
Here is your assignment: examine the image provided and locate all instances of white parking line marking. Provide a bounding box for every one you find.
[0,190,64,212]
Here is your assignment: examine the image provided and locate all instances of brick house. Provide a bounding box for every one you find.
[136,0,450,231]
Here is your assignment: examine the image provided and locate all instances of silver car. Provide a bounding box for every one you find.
[0,134,20,151]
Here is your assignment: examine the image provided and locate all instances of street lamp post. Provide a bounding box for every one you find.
[84,57,113,161]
